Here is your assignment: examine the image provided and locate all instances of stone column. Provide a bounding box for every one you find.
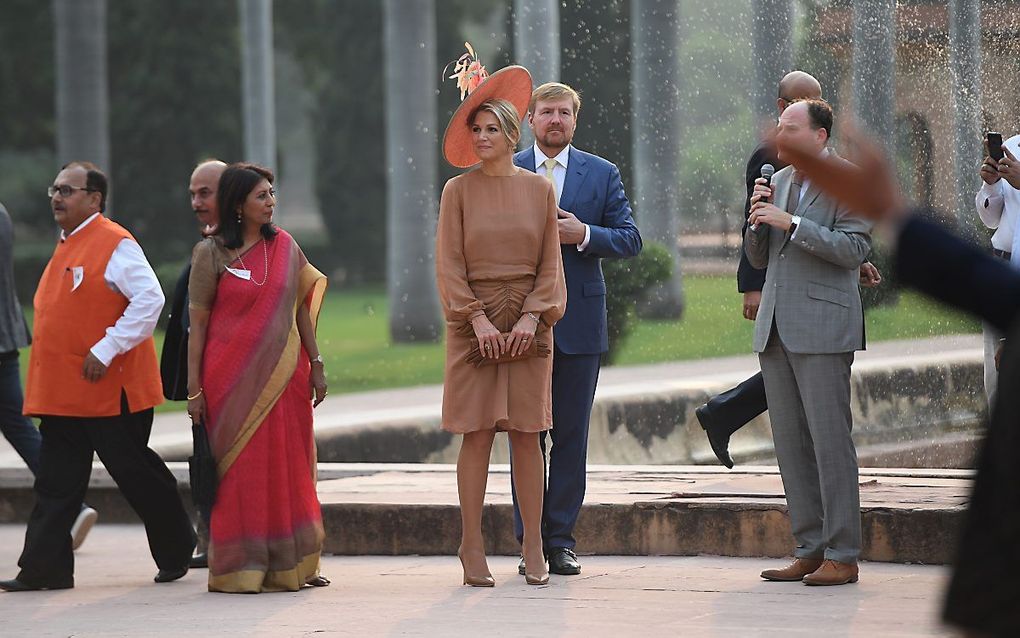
[513,0,560,147]
[631,0,684,318]
[239,0,277,174]
[383,0,441,342]
[851,0,896,142]
[751,0,794,123]
[54,0,110,176]
[950,0,984,241]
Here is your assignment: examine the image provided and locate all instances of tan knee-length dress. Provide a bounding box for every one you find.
[436,168,567,434]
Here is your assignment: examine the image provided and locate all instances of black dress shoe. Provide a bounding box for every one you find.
[547,548,581,575]
[154,566,189,583]
[0,577,73,592]
[189,552,208,569]
[696,404,734,469]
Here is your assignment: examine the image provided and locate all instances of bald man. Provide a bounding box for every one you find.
[696,72,880,468]
[160,159,226,568]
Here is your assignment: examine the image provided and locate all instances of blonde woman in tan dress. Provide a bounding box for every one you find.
[438,62,566,587]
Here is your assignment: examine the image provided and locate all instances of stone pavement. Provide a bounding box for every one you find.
[0,524,954,637]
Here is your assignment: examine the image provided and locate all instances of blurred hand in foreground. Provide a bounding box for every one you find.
[774,122,906,225]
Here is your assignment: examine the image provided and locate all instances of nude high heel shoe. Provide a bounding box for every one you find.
[522,545,549,586]
[458,548,495,587]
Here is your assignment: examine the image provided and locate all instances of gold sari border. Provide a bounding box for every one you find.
[208,551,322,594]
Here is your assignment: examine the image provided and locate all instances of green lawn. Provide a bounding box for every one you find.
[18,276,978,411]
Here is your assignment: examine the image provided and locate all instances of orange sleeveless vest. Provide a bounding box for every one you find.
[23,216,164,417]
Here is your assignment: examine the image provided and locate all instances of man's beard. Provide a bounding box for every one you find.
[538,130,571,149]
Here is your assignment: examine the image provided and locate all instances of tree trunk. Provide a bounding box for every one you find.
[239,0,277,174]
[383,0,441,343]
[631,0,684,319]
[950,0,984,241]
[513,0,560,147]
[751,0,793,124]
[851,0,896,143]
[54,0,110,185]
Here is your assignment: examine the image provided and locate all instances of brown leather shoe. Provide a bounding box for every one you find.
[803,559,859,586]
[760,558,823,582]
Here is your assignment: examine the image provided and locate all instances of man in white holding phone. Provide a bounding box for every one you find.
[975,132,1020,403]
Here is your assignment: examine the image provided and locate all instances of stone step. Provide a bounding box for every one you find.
[0,463,971,565]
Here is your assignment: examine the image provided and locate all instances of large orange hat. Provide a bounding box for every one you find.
[442,44,533,169]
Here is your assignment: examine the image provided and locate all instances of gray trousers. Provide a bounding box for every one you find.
[758,328,861,564]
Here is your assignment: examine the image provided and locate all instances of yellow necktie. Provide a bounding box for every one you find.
[543,158,558,200]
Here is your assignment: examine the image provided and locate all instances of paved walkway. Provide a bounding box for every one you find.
[0,524,954,637]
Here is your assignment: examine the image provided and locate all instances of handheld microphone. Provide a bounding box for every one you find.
[750,163,775,231]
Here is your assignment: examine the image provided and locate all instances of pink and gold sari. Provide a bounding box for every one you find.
[203,229,327,593]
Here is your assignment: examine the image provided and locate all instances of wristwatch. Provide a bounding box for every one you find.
[311,355,325,366]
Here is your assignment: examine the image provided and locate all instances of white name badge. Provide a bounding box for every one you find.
[71,266,84,291]
[225,267,252,280]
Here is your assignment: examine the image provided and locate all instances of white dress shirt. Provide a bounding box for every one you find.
[533,144,591,251]
[61,212,165,366]
[788,148,830,240]
[976,134,1020,261]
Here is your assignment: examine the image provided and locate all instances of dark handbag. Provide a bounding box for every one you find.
[188,419,218,512]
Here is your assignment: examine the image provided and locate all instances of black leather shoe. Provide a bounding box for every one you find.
[189,552,208,569]
[696,404,734,469]
[154,566,189,583]
[0,577,73,592]
[547,548,581,575]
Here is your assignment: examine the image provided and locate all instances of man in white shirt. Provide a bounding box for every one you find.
[975,133,1020,404]
[0,162,195,592]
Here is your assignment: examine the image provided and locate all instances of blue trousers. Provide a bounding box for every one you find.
[0,351,41,475]
[512,347,601,550]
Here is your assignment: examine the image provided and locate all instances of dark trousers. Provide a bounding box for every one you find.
[16,394,195,586]
[512,347,601,551]
[0,352,41,475]
[703,371,768,437]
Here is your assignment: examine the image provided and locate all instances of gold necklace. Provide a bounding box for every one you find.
[233,238,268,286]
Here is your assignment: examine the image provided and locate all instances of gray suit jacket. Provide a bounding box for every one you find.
[744,160,872,354]
[0,203,32,353]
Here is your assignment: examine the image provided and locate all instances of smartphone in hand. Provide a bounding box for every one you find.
[988,131,1005,162]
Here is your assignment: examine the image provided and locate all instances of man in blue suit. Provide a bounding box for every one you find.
[511,82,642,575]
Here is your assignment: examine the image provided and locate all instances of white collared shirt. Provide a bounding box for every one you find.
[533,144,591,251]
[61,212,165,366]
[975,134,1020,261]
[788,148,830,239]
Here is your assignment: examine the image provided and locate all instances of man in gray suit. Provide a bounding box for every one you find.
[744,99,872,586]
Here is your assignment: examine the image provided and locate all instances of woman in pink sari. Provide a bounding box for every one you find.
[186,163,329,593]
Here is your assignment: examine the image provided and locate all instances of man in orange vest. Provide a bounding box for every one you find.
[0,162,196,592]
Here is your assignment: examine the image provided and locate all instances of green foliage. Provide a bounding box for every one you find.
[106,1,242,263]
[603,241,673,363]
[274,0,509,283]
[0,1,243,264]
